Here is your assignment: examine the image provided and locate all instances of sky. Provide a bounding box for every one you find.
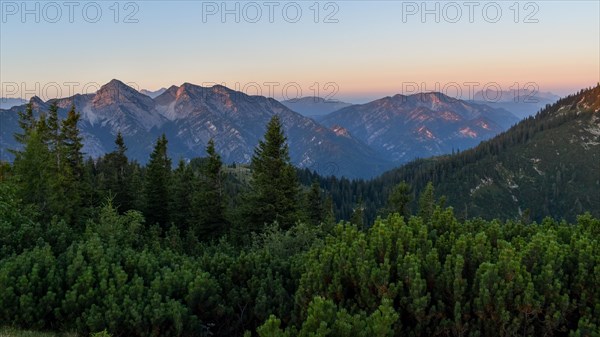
[1,0,599,103]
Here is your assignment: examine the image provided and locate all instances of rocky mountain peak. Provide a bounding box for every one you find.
[99,79,134,93]
[28,96,45,107]
[93,79,154,110]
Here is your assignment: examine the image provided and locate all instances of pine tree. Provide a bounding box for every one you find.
[61,105,84,179]
[113,132,131,210]
[102,132,133,213]
[305,180,324,225]
[43,102,64,218]
[46,101,61,168]
[80,157,100,215]
[170,159,195,231]
[242,115,300,232]
[144,134,172,229]
[386,181,412,219]
[418,182,435,222]
[322,194,336,231]
[36,113,49,143]
[13,102,36,146]
[115,131,126,155]
[193,139,228,240]
[12,129,51,213]
[350,196,365,229]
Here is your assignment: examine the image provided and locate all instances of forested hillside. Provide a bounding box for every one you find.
[305,85,600,223]
[1,87,599,336]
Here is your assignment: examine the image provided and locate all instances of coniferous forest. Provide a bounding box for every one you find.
[1,92,599,337]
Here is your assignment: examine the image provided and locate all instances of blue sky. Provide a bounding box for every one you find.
[1,0,598,103]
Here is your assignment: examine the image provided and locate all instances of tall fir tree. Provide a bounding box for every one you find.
[36,113,49,143]
[385,181,412,219]
[61,105,84,179]
[322,194,336,231]
[12,128,51,213]
[242,115,300,232]
[193,138,228,240]
[43,102,65,220]
[170,159,195,231]
[113,132,131,211]
[305,180,324,225]
[13,102,36,146]
[46,101,61,168]
[350,196,365,229]
[49,104,84,225]
[144,134,172,229]
[103,132,133,213]
[418,182,435,223]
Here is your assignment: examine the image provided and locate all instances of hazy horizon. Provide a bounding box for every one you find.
[0,77,594,105]
[1,1,599,103]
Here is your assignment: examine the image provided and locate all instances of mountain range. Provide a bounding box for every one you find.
[321,92,520,162]
[0,80,522,178]
[0,80,389,178]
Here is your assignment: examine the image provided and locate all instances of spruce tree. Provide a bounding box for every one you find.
[36,113,49,143]
[46,101,61,168]
[170,159,195,231]
[114,132,130,208]
[144,134,172,229]
[323,194,336,231]
[12,128,51,213]
[61,105,84,179]
[418,182,435,222]
[305,180,324,225]
[14,102,36,146]
[350,196,365,229]
[104,132,132,213]
[193,138,228,240]
[243,115,300,232]
[386,181,412,219]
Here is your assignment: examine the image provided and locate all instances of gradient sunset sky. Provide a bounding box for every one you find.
[1,0,598,103]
